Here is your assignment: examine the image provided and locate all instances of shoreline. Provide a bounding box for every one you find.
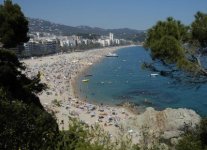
[70,45,133,102]
[22,45,201,145]
[23,45,137,131]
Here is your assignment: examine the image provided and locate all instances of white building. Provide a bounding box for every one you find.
[109,33,114,41]
[98,39,105,47]
[97,33,115,47]
[59,37,75,47]
[58,35,80,47]
[114,39,120,45]
[105,39,110,46]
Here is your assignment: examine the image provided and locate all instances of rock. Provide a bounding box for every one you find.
[121,107,201,141]
[137,107,200,132]
[162,130,183,139]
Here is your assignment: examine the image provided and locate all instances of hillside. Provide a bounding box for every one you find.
[28,18,146,42]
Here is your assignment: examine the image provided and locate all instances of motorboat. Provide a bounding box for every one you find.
[82,79,89,82]
[106,52,118,57]
[84,74,93,77]
[150,73,159,77]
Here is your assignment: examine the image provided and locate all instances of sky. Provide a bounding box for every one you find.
[1,0,207,30]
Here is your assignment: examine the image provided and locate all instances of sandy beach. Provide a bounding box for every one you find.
[23,46,136,137]
[22,45,201,145]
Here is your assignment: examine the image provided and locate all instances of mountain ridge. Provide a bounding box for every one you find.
[28,18,146,41]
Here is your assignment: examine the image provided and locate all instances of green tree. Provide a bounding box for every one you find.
[176,118,207,150]
[0,1,60,149]
[0,0,29,48]
[176,134,203,150]
[0,89,59,150]
[199,118,207,148]
[0,49,46,108]
[191,12,207,48]
[144,13,207,82]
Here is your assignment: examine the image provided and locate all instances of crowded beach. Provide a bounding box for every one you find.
[22,46,200,145]
[22,46,137,138]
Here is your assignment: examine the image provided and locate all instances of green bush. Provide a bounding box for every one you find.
[176,118,207,150]
[0,89,59,150]
[55,118,140,150]
[52,99,62,107]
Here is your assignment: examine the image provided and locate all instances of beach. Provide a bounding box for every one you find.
[22,45,201,145]
[23,46,136,136]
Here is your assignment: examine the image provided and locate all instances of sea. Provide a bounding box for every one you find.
[77,46,207,116]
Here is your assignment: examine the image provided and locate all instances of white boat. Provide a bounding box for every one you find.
[106,52,118,57]
[150,73,159,77]
[82,79,89,82]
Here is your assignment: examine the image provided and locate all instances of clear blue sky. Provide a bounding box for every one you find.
[1,0,207,30]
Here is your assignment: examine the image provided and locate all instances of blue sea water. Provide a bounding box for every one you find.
[77,46,207,116]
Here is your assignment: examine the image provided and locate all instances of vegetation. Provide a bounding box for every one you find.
[125,33,146,43]
[0,1,140,149]
[144,12,207,83]
[56,118,140,150]
[143,12,207,148]
[73,43,102,51]
[0,49,46,108]
[52,99,62,107]
[176,118,207,150]
[0,89,59,149]
[77,33,100,40]
[59,43,102,53]
[0,1,59,149]
[0,0,29,48]
[1,0,207,149]
[191,12,207,48]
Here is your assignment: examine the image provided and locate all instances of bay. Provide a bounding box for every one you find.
[77,46,207,116]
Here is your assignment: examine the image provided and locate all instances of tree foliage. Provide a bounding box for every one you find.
[176,134,203,150]
[191,12,207,48]
[0,48,59,149]
[0,2,60,149]
[144,12,207,82]
[0,49,46,108]
[176,118,207,150]
[0,0,29,48]
[0,89,59,150]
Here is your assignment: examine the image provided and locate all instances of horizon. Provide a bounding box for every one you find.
[1,0,207,30]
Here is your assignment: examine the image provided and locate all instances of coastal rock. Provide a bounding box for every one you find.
[162,130,183,139]
[122,107,201,140]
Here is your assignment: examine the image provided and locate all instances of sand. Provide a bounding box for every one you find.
[22,46,136,138]
[22,45,200,146]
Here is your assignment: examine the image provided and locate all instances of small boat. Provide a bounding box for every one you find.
[106,52,118,57]
[84,74,93,77]
[150,73,159,77]
[82,79,89,82]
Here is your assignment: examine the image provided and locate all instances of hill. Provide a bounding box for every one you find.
[28,18,146,42]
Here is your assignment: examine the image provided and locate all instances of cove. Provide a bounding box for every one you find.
[77,46,207,116]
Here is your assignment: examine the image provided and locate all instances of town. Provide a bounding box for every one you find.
[22,32,131,57]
